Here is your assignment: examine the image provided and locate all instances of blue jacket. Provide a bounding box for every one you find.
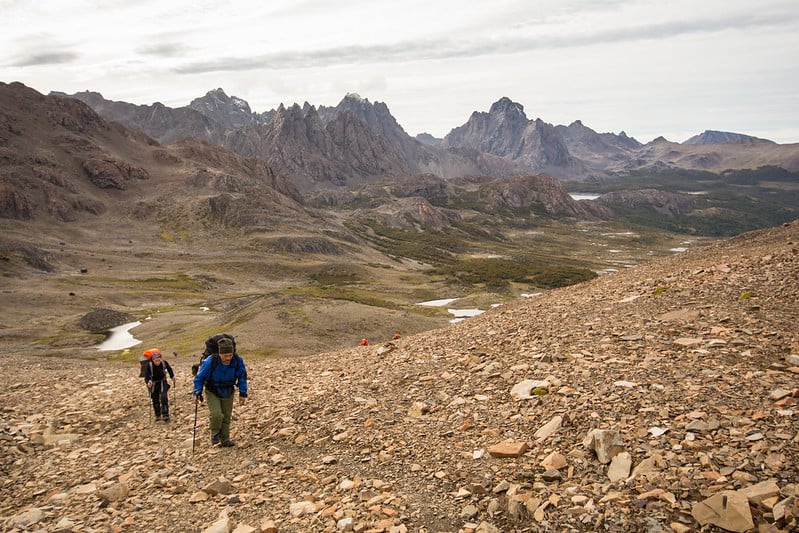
[193,354,248,399]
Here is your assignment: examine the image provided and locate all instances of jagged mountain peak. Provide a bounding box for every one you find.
[343,92,367,103]
[650,135,672,144]
[189,88,254,128]
[488,97,527,120]
[201,87,251,109]
[283,102,305,114]
[336,93,389,113]
[329,93,408,138]
[444,97,578,175]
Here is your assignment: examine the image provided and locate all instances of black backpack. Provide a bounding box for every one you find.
[191,333,237,376]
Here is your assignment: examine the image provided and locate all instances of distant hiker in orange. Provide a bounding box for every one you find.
[360,338,369,346]
[143,350,175,422]
[139,348,161,377]
[393,332,401,340]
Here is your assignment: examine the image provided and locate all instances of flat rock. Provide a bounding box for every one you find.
[488,440,528,458]
[691,490,754,533]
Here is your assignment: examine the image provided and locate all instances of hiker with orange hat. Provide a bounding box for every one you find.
[143,349,176,422]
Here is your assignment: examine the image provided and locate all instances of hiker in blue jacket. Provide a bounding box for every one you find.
[193,337,248,447]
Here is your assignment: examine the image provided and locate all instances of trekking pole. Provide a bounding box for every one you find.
[192,399,198,455]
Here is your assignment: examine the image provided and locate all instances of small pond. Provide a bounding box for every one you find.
[96,321,142,351]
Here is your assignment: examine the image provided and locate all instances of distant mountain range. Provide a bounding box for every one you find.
[2,80,798,245]
[2,81,612,233]
[51,88,799,189]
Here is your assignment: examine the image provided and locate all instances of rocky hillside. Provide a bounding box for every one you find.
[3,220,797,532]
[0,81,306,228]
[312,173,612,228]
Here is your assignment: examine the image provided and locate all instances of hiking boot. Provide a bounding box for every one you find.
[211,433,220,445]
[155,415,162,421]
[221,439,235,447]
[162,416,170,423]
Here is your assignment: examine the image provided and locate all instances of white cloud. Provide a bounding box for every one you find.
[1,0,797,143]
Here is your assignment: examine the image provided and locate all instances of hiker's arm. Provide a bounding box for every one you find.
[236,358,248,401]
[192,358,209,401]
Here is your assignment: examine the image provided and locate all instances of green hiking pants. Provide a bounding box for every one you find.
[205,391,234,441]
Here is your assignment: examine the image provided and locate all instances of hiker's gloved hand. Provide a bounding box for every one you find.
[238,396,246,405]
[194,394,203,404]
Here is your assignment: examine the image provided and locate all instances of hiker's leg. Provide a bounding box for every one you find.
[160,382,170,418]
[206,391,223,438]
[150,384,161,418]
[218,394,234,441]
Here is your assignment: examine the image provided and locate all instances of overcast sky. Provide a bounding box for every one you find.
[2,0,798,144]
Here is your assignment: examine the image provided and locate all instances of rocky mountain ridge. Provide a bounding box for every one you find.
[59,89,523,190]
[1,82,615,233]
[54,87,799,189]
[2,219,797,532]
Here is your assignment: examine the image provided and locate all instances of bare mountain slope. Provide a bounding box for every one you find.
[51,89,227,145]
[0,81,305,229]
[2,220,797,532]
[630,136,799,174]
[683,130,774,145]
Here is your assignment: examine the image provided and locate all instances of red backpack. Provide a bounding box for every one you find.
[139,348,161,377]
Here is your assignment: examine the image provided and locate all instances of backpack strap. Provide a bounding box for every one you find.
[205,354,241,395]
[205,354,220,394]
[209,353,239,373]
[147,359,171,382]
